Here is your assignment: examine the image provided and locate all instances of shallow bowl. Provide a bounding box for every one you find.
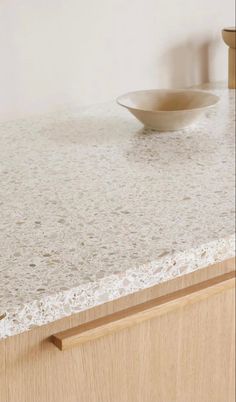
[117,89,219,131]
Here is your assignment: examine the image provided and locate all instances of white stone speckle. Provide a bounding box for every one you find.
[0,84,235,339]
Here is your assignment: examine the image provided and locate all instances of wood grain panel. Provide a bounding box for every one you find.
[0,258,235,402]
[0,340,6,402]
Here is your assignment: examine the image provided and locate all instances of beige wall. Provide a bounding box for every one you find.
[0,0,234,121]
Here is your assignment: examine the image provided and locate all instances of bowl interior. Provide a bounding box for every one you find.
[117,90,219,112]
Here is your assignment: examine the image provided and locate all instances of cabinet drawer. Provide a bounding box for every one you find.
[0,260,235,402]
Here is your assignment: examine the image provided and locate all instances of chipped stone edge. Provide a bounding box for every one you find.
[0,234,235,340]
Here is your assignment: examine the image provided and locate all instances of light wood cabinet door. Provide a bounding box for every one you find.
[0,264,235,402]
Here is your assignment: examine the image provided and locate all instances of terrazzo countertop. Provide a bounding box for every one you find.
[0,83,235,339]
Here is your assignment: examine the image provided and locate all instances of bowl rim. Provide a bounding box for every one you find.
[116,89,220,113]
[222,27,236,32]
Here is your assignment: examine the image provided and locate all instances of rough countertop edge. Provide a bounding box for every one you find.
[0,234,235,340]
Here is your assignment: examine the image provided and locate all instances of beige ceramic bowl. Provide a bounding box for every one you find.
[117,89,219,131]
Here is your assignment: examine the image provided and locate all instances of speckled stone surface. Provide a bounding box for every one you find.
[0,84,235,339]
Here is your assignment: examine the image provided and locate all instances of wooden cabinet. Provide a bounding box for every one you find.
[0,259,235,402]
